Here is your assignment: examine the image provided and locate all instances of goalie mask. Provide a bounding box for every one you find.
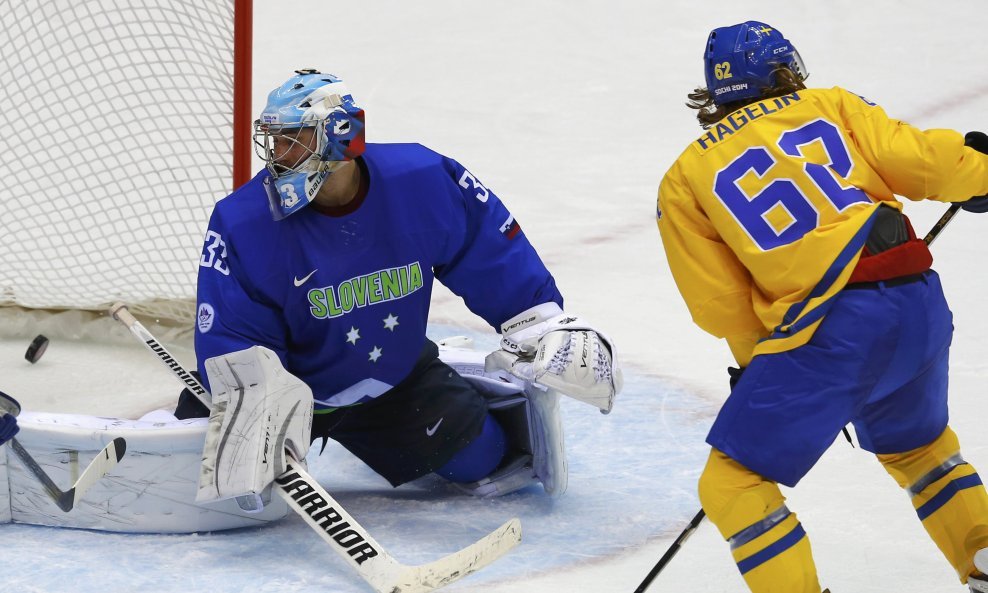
[704,21,808,106]
[253,69,366,220]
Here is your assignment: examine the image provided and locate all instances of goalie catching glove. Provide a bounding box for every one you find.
[196,346,313,511]
[485,303,622,413]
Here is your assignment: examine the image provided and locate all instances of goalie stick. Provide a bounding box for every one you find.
[109,302,522,593]
[3,413,126,513]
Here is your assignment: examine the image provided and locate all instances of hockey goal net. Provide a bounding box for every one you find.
[0,0,252,334]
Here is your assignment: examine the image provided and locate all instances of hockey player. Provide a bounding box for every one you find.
[0,392,19,446]
[184,69,621,507]
[656,21,988,593]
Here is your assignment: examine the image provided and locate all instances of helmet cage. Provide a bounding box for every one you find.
[253,123,320,178]
[252,103,365,180]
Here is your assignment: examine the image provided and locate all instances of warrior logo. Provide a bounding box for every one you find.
[276,470,379,564]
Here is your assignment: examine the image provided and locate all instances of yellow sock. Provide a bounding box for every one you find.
[878,426,988,583]
[698,448,822,593]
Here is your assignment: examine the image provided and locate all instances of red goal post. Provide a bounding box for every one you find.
[0,0,253,330]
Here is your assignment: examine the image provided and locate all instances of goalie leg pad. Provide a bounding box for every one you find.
[197,346,313,507]
[455,383,568,497]
[526,387,567,496]
[438,341,568,496]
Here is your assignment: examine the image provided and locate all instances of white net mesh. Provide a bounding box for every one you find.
[0,0,240,326]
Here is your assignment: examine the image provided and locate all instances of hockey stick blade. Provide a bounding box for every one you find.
[388,519,521,593]
[275,457,521,593]
[9,436,127,512]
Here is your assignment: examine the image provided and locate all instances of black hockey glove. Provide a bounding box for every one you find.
[728,366,745,390]
[966,130,988,153]
[174,370,211,419]
[960,131,988,213]
[0,391,21,447]
[961,196,988,213]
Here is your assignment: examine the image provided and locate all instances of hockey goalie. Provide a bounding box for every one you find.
[180,69,624,506]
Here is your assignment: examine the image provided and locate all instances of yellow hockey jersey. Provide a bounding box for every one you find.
[657,87,988,364]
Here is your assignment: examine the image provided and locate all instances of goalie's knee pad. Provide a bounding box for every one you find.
[438,340,568,497]
[698,449,821,592]
[435,415,506,483]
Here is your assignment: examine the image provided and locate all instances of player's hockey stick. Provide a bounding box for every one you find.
[924,132,988,246]
[635,163,980,590]
[109,302,522,593]
[633,509,705,593]
[2,409,126,513]
[922,203,961,246]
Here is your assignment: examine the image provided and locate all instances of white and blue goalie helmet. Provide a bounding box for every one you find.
[253,69,366,220]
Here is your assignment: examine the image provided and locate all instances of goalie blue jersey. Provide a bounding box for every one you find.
[195,143,562,408]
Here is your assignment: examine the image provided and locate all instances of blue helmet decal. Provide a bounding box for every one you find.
[703,21,808,106]
[253,69,366,220]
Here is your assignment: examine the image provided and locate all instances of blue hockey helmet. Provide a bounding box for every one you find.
[703,21,807,106]
[253,69,366,219]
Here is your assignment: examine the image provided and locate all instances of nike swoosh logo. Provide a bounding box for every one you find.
[425,418,444,437]
[294,269,318,287]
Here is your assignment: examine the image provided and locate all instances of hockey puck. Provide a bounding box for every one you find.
[25,334,49,364]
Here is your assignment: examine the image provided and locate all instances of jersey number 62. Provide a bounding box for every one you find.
[713,119,869,251]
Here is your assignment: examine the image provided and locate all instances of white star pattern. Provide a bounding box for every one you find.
[346,326,361,345]
[383,313,399,331]
[368,346,383,362]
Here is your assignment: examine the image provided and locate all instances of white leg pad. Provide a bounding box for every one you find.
[527,387,567,496]
[439,341,567,497]
[3,412,287,532]
[0,445,10,524]
[198,346,313,508]
[454,388,567,498]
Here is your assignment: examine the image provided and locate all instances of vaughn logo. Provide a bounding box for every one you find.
[275,470,379,564]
